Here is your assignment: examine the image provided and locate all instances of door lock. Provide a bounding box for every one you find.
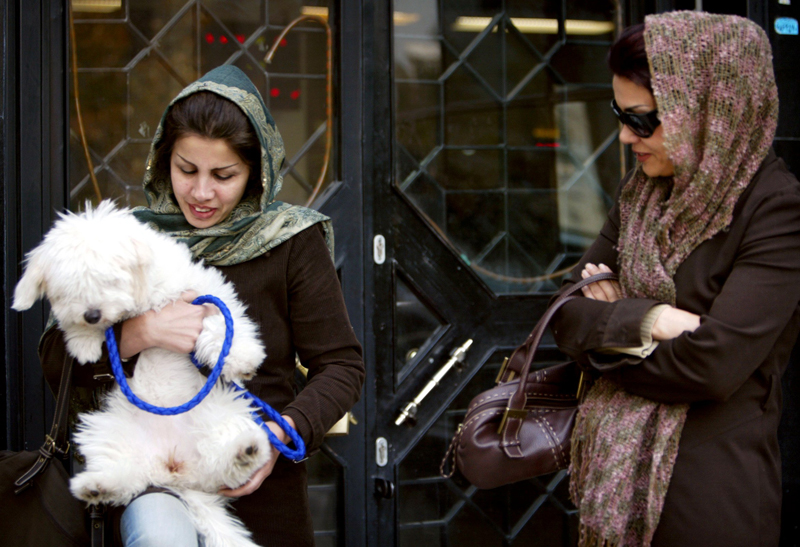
[374,477,395,499]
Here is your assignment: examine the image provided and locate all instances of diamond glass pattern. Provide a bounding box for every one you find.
[306,449,342,547]
[393,0,620,295]
[69,0,334,211]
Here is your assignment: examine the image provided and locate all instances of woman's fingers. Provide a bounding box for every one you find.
[180,289,218,316]
[581,269,598,300]
[596,264,623,300]
[141,299,209,354]
[580,263,621,302]
[219,457,274,497]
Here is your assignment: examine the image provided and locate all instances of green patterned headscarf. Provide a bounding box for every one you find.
[133,65,332,266]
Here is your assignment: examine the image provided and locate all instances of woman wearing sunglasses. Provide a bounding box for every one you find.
[551,12,800,547]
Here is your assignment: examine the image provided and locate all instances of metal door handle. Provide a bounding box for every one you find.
[395,339,473,426]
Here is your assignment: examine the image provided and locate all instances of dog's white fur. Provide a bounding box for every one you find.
[13,201,271,547]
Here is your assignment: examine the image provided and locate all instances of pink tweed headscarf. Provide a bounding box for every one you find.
[570,11,778,547]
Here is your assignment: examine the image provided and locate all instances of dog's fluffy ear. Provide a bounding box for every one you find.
[12,251,47,311]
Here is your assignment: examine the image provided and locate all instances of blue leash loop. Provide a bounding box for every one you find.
[104,294,306,461]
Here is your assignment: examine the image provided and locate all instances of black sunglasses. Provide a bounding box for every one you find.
[610,99,661,139]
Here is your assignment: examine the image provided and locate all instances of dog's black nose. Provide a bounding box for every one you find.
[84,309,102,324]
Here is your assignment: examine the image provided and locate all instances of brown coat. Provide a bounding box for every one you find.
[40,224,364,547]
[552,150,800,546]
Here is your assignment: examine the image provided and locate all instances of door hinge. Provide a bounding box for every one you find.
[373,234,386,264]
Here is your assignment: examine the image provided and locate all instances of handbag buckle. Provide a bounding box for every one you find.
[576,371,587,400]
[44,434,70,457]
[495,357,518,384]
[497,408,528,434]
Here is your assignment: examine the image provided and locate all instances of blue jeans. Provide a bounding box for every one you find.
[120,493,202,547]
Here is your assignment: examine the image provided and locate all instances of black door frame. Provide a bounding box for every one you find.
[313,1,368,545]
[2,0,69,452]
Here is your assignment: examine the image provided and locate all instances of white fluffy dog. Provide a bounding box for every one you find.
[13,201,272,547]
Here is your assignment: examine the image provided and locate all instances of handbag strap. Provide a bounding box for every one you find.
[14,351,107,545]
[500,272,617,450]
[14,353,74,490]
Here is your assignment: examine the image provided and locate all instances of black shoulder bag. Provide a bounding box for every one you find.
[0,354,105,546]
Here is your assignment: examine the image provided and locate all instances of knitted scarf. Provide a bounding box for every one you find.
[570,12,778,546]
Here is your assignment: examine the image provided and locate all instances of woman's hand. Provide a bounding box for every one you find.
[580,263,622,302]
[118,290,217,358]
[651,306,700,341]
[219,416,297,498]
[578,263,700,341]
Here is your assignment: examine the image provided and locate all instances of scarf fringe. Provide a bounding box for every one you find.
[570,379,687,547]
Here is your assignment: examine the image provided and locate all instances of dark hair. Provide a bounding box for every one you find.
[607,23,652,92]
[155,91,262,196]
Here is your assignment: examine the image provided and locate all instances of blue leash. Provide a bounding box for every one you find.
[104,294,306,461]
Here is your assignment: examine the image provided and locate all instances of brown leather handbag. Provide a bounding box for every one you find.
[440,273,616,489]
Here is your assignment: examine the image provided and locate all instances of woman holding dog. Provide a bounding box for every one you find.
[551,11,800,547]
[39,65,364,546]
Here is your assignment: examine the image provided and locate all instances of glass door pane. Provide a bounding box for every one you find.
[393,0,621,296]
[389,1,622,544]
[69,0,334,210]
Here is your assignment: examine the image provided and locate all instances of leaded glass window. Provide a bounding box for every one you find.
[394,0,622,296]
[69,0,334,210]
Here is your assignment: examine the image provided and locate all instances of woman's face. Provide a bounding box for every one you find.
[170,134,251,228]
[612,75,675,178]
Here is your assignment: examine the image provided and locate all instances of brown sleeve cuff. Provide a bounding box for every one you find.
[586,298,667,371]
[598,298,663,347]
[281,406,318,457]
[600,304,670,357]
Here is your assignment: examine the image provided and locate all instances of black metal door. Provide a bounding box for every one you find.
[363,2,623,545]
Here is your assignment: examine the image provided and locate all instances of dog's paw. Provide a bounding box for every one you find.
[221,339,266,383]
[235,441,262,467]
[223,429,271,488]
[70,472,127,505]
[234,429,270,468]
[194,314,227,368]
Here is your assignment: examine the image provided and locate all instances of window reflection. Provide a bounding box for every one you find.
[69,0,333,210]
[393,0,621,295]
[395,273,446,382]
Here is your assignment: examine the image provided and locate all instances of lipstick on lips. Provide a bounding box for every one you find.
[189,203,217,220]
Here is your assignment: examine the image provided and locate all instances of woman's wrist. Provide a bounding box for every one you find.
[278,415,296,445]
[651,306,701,341]
[118,312,153,359]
